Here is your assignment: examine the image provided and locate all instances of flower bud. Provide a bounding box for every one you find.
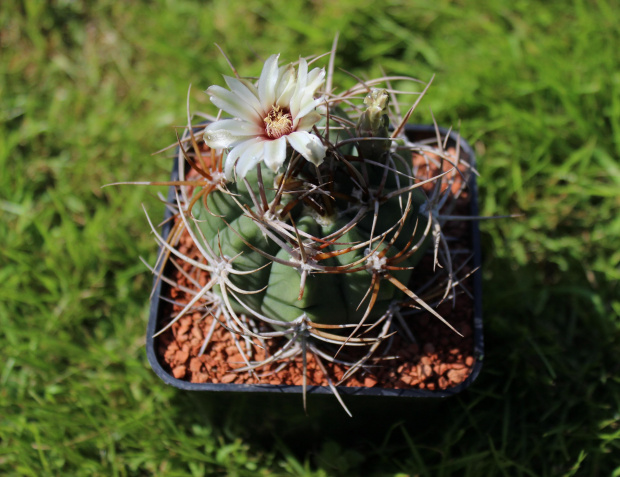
[356,88,391,158]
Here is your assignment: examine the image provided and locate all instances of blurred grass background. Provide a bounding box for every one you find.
[1,0,619,475]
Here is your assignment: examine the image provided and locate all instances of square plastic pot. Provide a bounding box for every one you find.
[146,124,484,406]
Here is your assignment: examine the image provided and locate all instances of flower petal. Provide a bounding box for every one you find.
[295,111,321,132]
[286,131,327,167]
[207,85,261,124]
[225,137,264,181]
[295,97,323,123]
[275,65,296,108]
[306,67,325,93]
[263,137,287,172]
[289,58,308,118]
[204,119,263,149]
[223,76,264,116]
[236,140,267,179]
[258,54,280,111]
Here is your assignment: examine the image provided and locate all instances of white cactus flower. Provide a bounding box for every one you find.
[204,54,328,181]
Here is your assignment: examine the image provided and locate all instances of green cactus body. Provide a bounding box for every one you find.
[192,148,429,325]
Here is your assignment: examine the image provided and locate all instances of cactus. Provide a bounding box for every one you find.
[141,48,475,413]
[192,91,430,325]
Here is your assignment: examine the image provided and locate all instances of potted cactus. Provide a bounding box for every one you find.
[142,50,483,415]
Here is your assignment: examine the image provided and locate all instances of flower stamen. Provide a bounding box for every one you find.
[264,106,293,139]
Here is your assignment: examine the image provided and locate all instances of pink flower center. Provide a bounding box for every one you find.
[264,105,293,139]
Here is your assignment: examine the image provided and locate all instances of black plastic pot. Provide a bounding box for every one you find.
[146,124,484,404]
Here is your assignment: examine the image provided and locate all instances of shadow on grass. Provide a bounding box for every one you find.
[163,387,459,473]
[151,254,619,475]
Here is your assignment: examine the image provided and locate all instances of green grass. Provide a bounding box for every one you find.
[1,0,619,475]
